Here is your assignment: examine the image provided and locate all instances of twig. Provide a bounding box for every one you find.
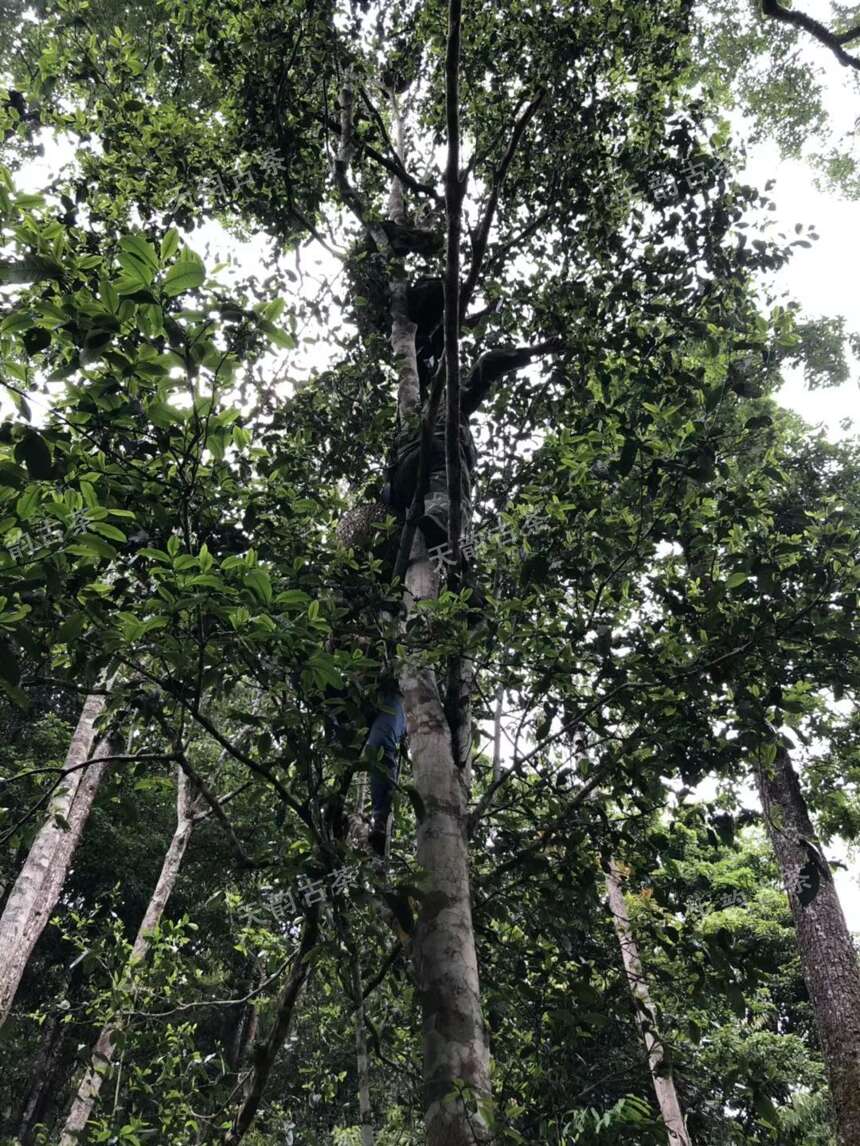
[460,89,544,315]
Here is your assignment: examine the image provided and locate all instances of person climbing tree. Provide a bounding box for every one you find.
[363,686,406,857]
[382,329,561,565]
[329,502,406,857]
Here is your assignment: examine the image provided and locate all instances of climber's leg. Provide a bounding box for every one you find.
[365,692,407,856]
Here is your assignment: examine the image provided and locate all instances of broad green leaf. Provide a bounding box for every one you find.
[162,250,205,297]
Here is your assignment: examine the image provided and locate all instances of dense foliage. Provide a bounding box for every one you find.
[1,0,859,1143]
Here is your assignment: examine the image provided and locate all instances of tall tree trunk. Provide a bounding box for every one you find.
[226,976,259,1073]
[756,746,860,1146]
[0,692,115,1027]
[223,908,320,1145]
[59,767,198,1146]
[389,28,492,1140]
[401,544,492,1146]
[491,687,504,785]
[605,860,691,1146]
[334,46,493,1142]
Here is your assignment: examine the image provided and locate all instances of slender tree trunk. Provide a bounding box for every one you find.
[384,37,492,1144]
[351,949,375,1146]
[226,977,259,1073]
[16,1008,67,1143]
[0,692,115,1027]
[605,860,691,1146]
[59,768,198,1145]
[223,908,320,1145]
[756,746,860,1146]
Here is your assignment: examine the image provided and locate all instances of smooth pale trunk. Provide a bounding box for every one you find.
[353,952,375,1146]
[400,541,493,1145]
[757,747,860,1146]
[59,771,196,1145]
[0,693,112,1027]
[605,862,691,1146]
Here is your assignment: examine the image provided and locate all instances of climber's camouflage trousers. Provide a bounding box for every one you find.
[386,416,477,546]
[422,464,473,544]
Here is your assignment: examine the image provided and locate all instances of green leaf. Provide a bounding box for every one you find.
[259,318,297,349]
[88,522,127,543]
[57,613,86,643]
[725,571,748,589]
[119,234,158,277]
[0,641,20,683]
[245,568,272,603]
[0,461,27,487]
[23,327,51,356]
[162,249,205,297]
[275,589,311,608]
[161,227,181,261]
[69,533,117,559]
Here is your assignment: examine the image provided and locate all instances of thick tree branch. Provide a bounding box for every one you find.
[331,78,368,228]
[460,89,544,315]
[124,664,313,830]
[761,0,860,68]
[322,112,443,205]
[392,341,561,580]
[485,206,555,279]
[462,340,563,416]
[0,753,174,789]
[392,362,447,581]
[477,757,616,880]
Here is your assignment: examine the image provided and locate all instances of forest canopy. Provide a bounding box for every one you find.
[1,1,860,1144]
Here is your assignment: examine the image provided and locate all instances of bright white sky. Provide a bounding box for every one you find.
[7,4,860,924]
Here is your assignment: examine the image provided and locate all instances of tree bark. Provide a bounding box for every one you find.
[605,860,691,1146]
[0,692,115,1028]
[226,979,259,1073]
[58,767,198,1145]
[756,746,860,1146]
